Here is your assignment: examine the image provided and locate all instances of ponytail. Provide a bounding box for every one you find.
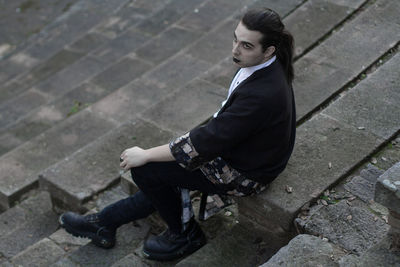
[241,8,295,84]
[276,30,294,84]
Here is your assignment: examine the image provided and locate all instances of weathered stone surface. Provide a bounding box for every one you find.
[0,0,129,84]
[91,28,150,63]
[375,162,400,214]
[11,238,65,266]
[177,223,282,267]
[177,0,247,33]
[285,0,365,56]
[90,78,165,123]
[0,89,49,130]
[296,201,389,254]
[0,191,52,235]
[111,253,149,267]
[262,234,345,267]
[143,53,212,90]
[0,210,58,258]
[51,257,79,267]
[239,114,383,231]
[64,221,150,266]
[36,55,107,97]
[141,78,226,133]
[0,82,109,156]
[91,57,152,91]
[50,229,91,250]
[0,80,28,105]
[294,0,400,120]
[136,26,200,65]
[135,0,204,36]
[338,235,400,267]
[68,32,110,54]
[200,56,237,89]
[344,176,375,203]
[93,0,165,38]
[187,19,236,64]
[360,164,384,183]
[323,53,400,140]
[39,120,174,210]
[248,0,303,18]
[24,0,130,60]
[0,110,117,209]
[91,185,130,212]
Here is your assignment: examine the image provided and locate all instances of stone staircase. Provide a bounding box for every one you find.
[0,0,399,266]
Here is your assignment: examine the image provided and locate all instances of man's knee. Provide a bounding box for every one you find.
[130,163,158,187]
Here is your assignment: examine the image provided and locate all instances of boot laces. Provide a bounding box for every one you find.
[84,213,100,223]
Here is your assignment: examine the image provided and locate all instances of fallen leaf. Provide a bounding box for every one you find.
[346,215,352,221]
[285,185,293,193]
[371,157,377,164]
[224,211,232,216]
[321,199,328,206]
[348,196,356,201]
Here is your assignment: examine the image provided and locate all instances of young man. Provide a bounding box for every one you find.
[59,8,296,261]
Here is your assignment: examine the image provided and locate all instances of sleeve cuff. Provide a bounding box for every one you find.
[169,132,208,170]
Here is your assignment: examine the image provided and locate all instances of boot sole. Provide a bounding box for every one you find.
[142,234,206,261]
[59,214,115,249]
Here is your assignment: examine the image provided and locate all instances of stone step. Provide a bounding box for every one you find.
[295,163,390,255]
[0,0,130,93]
[0,0,215,107]
[238,34,400,234]
[176,221,289,267]
[39,119,175,211]
[0,0,205,129]
[284,0,366,57]
[0,0,236,157]
[0,109,118,210]
[0,191,59,262]
[294,0,399,121]
[261,234,347,267]
[262,161,400,266]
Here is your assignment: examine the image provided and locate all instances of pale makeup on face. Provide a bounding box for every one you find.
[232,21,275,68]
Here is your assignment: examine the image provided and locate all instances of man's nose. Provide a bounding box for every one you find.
[232,43,240,55]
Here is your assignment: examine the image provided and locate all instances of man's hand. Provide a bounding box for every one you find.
[120,144,175,171]
[120,146,149,170]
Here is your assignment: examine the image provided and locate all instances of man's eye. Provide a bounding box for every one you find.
[243,44,251,49]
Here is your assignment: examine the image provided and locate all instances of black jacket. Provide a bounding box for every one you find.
[189,60,296,184]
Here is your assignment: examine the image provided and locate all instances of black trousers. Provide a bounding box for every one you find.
[98,161,228,233]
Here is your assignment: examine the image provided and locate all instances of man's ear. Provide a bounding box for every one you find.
[264,46,276,59]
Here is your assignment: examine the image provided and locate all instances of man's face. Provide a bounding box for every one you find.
[232,21,273,68]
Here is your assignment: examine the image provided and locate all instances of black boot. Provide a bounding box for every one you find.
[143,219,206,261]
[59,212,116,249]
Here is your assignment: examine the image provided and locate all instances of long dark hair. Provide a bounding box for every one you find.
[242,8,294,84]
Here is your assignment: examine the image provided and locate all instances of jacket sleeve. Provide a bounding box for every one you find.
[170,91,271,170]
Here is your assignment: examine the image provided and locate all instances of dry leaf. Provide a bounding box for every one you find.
[346,215,352,221]
[348,196,356,201]
[285,185,293,193]
[321,199,328,206]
